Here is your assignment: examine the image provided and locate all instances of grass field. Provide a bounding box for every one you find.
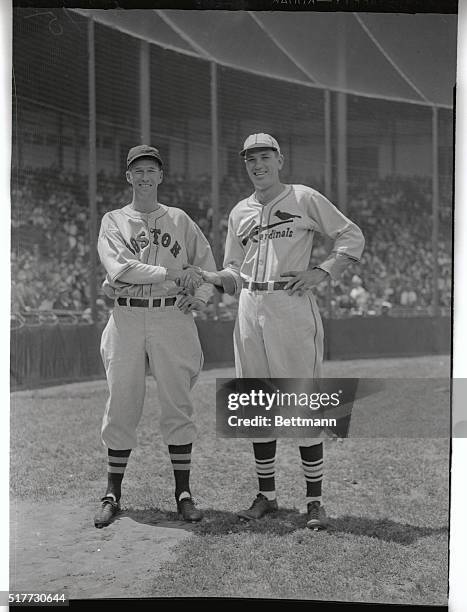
[10,355,450,604]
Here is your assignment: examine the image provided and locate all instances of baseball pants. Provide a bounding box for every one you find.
[234,289,324,446]
[100,301,204,449]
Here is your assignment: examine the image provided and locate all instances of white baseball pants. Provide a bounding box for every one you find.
[100,302,203,449]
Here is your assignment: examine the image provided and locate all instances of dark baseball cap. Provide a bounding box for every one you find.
[127,144,163,168]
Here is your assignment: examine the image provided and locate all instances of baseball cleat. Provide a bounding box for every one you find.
[94,495,120,529]
[306,501,327,530]
[237,493,278,521]
[177,496,203,522]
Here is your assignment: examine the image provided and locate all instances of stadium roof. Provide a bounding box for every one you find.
[73,9,457,108]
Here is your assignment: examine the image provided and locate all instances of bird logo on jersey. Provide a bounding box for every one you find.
[240,210,302,245]
[274,210,301,221]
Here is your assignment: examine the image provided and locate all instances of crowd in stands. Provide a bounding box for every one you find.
[11,167,452,323]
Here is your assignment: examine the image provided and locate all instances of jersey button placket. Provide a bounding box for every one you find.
[148,215,158,299]
[253,207,265,285]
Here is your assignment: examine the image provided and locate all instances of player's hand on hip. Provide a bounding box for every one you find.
[280,269,329,296]
[176,295,206,314]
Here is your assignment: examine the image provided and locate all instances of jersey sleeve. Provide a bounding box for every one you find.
[220,212,244,295]
[305,191,365,281]
[185,219,217,304]
[97,214,167,284]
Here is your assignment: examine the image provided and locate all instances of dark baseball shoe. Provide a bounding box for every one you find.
[177,496,203,522]
[237,493,278,521]
[306,501,327,531]
[94,494,120,529]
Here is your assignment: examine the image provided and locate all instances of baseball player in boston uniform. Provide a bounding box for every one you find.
[196,133,364,529]
[94,145,215,528]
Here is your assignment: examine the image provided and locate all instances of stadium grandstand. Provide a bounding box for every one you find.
[10,9,455,385]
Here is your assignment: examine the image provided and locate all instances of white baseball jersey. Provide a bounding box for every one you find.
[97,202,216,450]
[222,184,364,290]
[98,203,216,302]
[221,184,364,447]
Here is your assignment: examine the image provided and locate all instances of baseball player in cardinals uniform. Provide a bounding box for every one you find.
[94,145,215,528]
[197,133,364,529]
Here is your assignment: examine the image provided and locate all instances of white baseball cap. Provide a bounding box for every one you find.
[240,133,281,156]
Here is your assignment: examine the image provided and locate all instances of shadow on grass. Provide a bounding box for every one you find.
[117,507,448,545]
[328,515,448,545]
[117,507,199,532]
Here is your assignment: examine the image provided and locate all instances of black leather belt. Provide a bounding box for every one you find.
[116,297,177,308]
[242,280,288,291]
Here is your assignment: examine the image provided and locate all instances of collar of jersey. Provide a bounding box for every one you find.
[250,184,291,207]
[122,203,168,220]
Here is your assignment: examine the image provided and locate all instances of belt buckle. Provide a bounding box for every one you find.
[266,281,274,293]
[155,297,170,308]
[248,279,254,292]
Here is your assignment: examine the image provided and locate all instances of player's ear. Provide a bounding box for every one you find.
[125,170,132,185]
[158,167,164,184]
[277,153,284,170]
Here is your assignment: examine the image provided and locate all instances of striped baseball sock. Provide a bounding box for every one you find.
[169,443,192,501]
[253,440,277,501]
[106,448,131,502]
[300,442,324,504]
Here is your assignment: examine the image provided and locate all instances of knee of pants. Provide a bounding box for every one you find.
[189,351,204,389]
[298,437,324,447]
[101,418,138,450]
[160,418,197,446]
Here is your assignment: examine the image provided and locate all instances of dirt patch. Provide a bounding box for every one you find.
[10,499,193,599]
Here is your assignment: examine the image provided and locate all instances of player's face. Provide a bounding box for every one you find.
[244,148,283,191]
[126,158,163,197]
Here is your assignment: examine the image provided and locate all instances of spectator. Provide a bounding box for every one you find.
[349,275,370,314]
[400,284,418,307]
[10,169,452,318]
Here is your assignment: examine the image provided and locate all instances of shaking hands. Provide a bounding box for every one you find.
[181,265,223,288]
[166,266,206,292]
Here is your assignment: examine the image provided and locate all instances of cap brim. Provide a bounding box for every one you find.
[239,145,279,156]
[127,153,163,167]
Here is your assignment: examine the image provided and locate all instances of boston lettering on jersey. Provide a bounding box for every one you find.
[123,227,182,258]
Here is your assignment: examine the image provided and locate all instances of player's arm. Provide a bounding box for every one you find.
[98,216,199,288]
[281,191,364,295]
[178,220,218,311]
[216,212,244,296]
[183,213,243,296]
[305,191,364,281]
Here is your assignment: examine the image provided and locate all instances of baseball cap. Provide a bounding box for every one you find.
[240,133,281,156]
[127,144,163,168]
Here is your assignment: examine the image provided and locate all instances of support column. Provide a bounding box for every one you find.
[139,40,150,144]
[336,93,347,213]
[324,89,333,319]
[324,89,332,199]
[432,106,440,316]
[211,61,220,317]
[336,14,347,213]
[88,18,97,323]
[74,118,81,174]
[57,112,64,170]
